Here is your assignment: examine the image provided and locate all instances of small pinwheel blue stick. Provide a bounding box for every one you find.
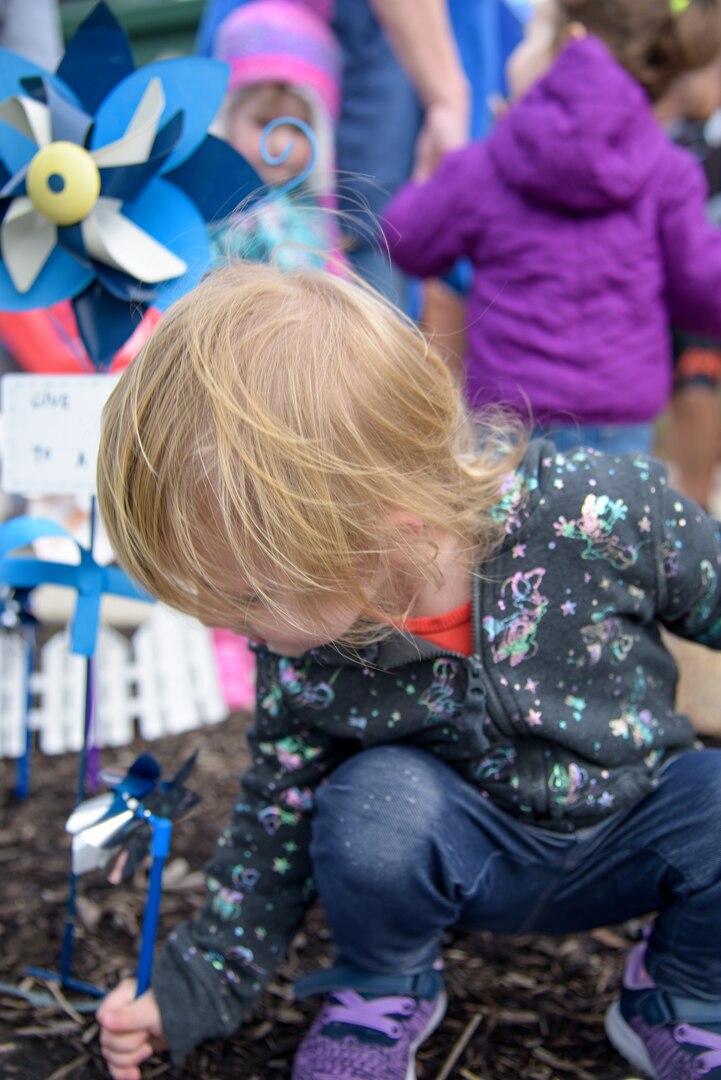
[63,754,199,997]
[16,619,35,800]
[136,815,172,997]
[58,842,102,993]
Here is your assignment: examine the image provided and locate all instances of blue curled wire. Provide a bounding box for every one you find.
[259,116,319,198]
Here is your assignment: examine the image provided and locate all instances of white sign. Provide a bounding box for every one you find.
[1,374,121,496]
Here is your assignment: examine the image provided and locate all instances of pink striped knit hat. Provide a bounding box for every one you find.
[213,0,341,122]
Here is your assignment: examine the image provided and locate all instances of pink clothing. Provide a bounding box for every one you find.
[213,0,341,120]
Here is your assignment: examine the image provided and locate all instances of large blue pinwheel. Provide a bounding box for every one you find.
[0,2,263,367]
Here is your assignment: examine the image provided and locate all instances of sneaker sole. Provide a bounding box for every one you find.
[604,1001,656,1079]
[405,990,448,1080]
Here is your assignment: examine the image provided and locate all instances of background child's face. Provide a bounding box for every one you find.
[228,83,314,186]
[671,55,721,122]
[506,0,560,102]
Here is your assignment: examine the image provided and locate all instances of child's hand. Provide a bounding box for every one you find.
[97,980,166,1080]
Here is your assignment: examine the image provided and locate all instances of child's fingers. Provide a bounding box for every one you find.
[99,1029,149,1056]
[107,849,129,885]
[104,1059,144,1080]
[100,1035,154,1080]
[96,977,138,1022]
[97,983,162,1038]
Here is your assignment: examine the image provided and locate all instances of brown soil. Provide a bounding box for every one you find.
[0,706,716,1080]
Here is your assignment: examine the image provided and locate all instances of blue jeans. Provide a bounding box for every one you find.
[332,0,422,307]
[311,746,721,1000]
[533,422,656,456]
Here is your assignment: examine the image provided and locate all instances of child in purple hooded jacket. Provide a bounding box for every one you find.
[384,0,721,457]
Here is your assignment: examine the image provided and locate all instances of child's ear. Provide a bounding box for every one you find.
[383,511,427,566]
[384,510,425,536]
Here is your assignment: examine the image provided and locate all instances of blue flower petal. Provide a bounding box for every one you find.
[95,264,157,303]
[91,59,229,174]
[55,2,136,115]
[0,47,51,103]
[0,242,93,310]
[44,79,93,145]
[98,111,183,203]
[122,178,211,306]
[0,118,35,175]
[165,133,264,223]
[72,281,144,369]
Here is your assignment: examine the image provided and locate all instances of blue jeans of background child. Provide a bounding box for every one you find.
[533,422,656,457]
[311,745,721,1000]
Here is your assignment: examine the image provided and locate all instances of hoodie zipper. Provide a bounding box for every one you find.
[472,570,549,818]
[380,571,511,739]
[471,570,511,736]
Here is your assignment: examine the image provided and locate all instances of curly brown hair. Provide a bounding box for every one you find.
[557,0,721,99]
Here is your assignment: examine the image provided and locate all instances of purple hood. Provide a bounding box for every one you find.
[384,36,721,426]
[490,36,663,214]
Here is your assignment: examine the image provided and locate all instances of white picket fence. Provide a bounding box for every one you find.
[0,606,228,758]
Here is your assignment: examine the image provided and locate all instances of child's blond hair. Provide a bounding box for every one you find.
[97,264,526,645]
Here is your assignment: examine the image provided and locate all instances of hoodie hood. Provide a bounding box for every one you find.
[489,35,667,212]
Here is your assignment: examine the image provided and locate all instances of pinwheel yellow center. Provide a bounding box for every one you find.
[26,141,101,226]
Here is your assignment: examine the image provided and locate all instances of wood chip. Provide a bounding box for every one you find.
[433,1012,483,1080]
[45,1053,90,1080]
[532,1046,596,1079]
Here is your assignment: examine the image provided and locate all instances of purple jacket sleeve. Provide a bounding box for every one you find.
[659,145,721,336]
[382,143,489,278]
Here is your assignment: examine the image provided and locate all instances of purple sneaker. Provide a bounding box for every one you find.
[605,941,721,1079]
[292,985,447,1080]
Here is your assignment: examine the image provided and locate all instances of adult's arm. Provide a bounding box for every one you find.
[369,0,471,177]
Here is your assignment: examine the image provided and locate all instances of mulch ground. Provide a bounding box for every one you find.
[0,709,685,1080]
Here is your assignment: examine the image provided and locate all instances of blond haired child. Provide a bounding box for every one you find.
[385,0,721,457]
[96,264,721,1080]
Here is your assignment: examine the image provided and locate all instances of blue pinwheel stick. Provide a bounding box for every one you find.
[136,816,173,996]
[65,753,201,996]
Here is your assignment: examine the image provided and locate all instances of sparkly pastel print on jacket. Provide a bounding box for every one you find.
[153,441,721,1062]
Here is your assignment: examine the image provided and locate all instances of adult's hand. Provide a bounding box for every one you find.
[370,0,471,179]
[413,99,470,180]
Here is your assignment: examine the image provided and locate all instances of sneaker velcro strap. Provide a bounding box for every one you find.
[667,993,721,1026]
[295,963,444,1002]
[639,991,677,1026]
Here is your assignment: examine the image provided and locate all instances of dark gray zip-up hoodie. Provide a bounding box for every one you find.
[154,442,720,1059]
